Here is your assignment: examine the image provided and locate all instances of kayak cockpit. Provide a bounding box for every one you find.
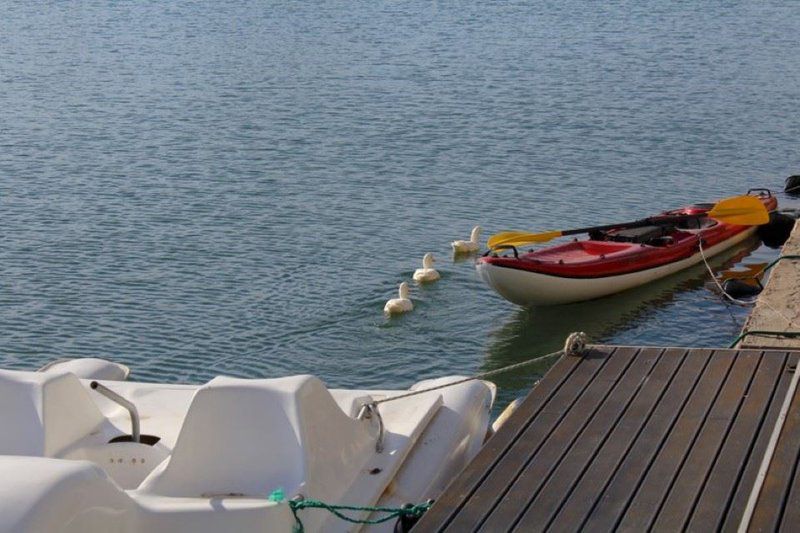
[589,225,676,245]
[530,241,634,263]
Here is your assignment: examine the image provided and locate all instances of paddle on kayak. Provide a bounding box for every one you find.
[477,192,777,306]
[487,195,769,250]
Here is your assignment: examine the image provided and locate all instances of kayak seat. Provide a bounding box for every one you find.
[674,216,719,230]
[591,225,676,245]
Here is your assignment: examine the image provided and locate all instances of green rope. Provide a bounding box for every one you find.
[269,490,432,532]
[729,330,800,348]
[288,499,431,532]
[758,254,800,276]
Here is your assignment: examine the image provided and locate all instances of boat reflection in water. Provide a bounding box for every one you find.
[482,236,762,409]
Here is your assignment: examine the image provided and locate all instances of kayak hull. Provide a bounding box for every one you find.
[477,226,758,306]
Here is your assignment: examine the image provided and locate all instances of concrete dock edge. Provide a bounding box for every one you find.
[738,220,800,350]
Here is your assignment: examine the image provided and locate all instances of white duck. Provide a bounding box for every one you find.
[413,253,440,283]
[384,282,413,315]
[451,225,482,254]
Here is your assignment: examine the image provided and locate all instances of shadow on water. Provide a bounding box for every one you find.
[482,236,761,404]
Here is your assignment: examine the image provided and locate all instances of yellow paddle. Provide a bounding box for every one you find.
[487,195,770,250]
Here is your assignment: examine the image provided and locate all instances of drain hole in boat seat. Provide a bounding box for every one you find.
[108,434,161,446]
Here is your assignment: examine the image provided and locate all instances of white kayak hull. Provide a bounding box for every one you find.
[477,227,756,306]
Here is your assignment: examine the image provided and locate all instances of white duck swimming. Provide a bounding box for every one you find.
[413,253,440,283]
[384,282,413,315]
[451,225,482,254]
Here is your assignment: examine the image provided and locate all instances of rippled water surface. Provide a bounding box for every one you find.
[2,1,799,408]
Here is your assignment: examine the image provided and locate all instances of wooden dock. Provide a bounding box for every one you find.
[415,345,800,532]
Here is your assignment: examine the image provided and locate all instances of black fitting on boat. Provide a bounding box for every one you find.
[491,244,519,259]
[393,500,433,533]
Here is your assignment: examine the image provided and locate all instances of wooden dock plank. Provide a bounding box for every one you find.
[616,349,737,531]
[748,360,800,532]
[414,348,588,531]
[582,348,715,532]
[779,422,800,530]
[416,346,800,533]
[546,347,690,531]
[650,350,762,531]
[687,351,787,531]
[472,346,640,532]
[722,353,797,532]
[511,347,665,532]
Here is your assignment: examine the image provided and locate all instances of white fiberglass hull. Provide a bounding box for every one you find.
[477,228,756,306]
[0,363,494,533]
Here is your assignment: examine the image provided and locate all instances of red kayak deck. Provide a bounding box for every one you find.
[480,195,777,280]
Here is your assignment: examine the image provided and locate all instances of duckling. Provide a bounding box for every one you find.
[451,225,482,254]
[413,253,440,283]
[384,282,413,315]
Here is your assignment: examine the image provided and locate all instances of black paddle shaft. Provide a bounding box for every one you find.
[561,213,706,238]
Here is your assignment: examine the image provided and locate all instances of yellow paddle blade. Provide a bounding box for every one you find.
[487,230,563,249]
[707,195,770,225]
[486,231,525,248]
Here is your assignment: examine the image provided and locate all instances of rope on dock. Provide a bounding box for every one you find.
[354,333,587,453]
[698,239,800,344]
[720,254,800,348]
[369,332,587,407]
[698,238,755,306]
[698,241,799,308]
[728,330,800,349]
[755,254,800,277]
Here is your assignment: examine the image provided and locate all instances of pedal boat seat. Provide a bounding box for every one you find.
[0,369,106,457]
[137,375,379,500]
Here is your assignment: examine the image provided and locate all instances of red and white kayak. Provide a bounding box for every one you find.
[477,193,777,306]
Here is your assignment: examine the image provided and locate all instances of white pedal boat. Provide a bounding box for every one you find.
[0,359,494,532]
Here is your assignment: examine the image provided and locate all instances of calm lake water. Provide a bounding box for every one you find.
[1,1,799,409]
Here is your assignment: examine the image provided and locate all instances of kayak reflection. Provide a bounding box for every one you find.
[482,236,761,405]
